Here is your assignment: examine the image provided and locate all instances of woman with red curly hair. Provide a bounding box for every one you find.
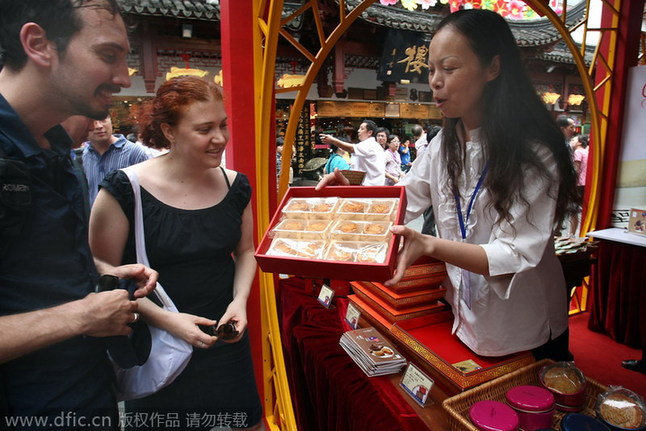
[89,76,264,430]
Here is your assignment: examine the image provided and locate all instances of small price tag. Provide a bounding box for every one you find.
[344,302,360,329]
[400,363,434,408]
[452,359,482,374]
[317,284,335,308]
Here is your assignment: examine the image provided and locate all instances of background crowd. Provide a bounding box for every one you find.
[318,121,442,187]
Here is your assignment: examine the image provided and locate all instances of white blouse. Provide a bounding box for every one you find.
[400,129,568,357]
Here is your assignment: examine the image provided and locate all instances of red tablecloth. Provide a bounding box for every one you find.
[277,278,428,431]
[588,240,646,348]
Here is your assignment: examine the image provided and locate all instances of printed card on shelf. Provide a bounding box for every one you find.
[345,302,361,329]
[628,208,646,236]
[317,284,335,308]
[400,363,434,408]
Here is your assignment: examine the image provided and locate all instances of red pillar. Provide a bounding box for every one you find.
[219,0,265,402]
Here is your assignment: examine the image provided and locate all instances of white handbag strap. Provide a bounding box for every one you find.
[121,167,173,308]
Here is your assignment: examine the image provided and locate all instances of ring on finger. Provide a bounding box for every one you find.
[132,312,140,323]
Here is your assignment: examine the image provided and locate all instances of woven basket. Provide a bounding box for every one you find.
[340,170,366,185]
[442,359,608,431]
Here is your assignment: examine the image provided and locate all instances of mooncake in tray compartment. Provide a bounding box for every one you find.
[270,219,332,240]
[322,241,389,264]
[329,220,392,242]
[281,197,340,219]
[267,238,326,259]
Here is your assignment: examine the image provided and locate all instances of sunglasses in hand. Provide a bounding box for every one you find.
[200,321,239,340]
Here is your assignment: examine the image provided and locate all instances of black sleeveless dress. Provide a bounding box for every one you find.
[100,168,262,430]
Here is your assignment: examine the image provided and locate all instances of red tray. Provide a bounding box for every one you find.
[255,186,406,281]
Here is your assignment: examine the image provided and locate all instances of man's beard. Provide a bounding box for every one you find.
[74,84,122,120]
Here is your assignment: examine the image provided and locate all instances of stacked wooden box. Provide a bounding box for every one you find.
[348,258,449,330]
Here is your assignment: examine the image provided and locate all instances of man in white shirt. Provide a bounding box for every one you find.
[319,119,385,186]
[411,124,427,157]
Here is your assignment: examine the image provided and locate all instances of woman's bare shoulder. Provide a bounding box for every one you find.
[219,166,239,183]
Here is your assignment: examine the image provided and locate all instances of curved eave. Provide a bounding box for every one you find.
[118,0,302,30]
[532,41,594,65]
[117,0,220,21]
[346,0,587,47]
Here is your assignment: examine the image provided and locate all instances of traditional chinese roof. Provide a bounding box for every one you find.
[347,0,587,47]
[116,0,591,65]
[117,0,220,20]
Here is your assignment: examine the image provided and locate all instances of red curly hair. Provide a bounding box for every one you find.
[139,76,224,149]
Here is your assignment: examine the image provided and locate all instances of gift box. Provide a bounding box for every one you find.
[351,280,446,310]
[351,282,447,323]
[255,186,406,281]
[386,257,448,292]
[348,293,395,333]
[400,257,448,281]
[385,276,447,292]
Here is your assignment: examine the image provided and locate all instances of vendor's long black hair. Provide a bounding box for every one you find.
[437,9,579,229]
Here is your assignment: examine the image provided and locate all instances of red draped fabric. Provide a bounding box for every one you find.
[588,240,646,348]
[277,278,428,431]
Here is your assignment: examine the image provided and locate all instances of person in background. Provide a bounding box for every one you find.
[324,140,350,174]
[89,76,264,430]
[82,115,150,206]
[569,134,589,236]
[426,125,442,144]
[61,115,93,150]
[129,124,162,158]
[318,9,579,360]
[554,115,577,234]
[411,124,427,157]
[399,137,412,172]
[319,119,385,186]
[385,134,405,185]
[622,349,646,373]
[375,127,390,150]
[276,137,284,182]
[0,0,157,426]
[556,115,576,148]
[276,137,294,186]
[421,125,442,236]
[61,115,94,215]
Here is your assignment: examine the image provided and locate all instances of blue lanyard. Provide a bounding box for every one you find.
[454,163,489,240]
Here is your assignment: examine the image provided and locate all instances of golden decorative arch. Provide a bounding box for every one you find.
[252,1,622,429]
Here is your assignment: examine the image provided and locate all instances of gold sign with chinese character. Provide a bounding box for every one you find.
[378,30,430,84]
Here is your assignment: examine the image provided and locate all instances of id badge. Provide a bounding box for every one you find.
[461,268,472,310]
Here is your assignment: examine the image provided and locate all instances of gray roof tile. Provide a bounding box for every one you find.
[118,0,219,20]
